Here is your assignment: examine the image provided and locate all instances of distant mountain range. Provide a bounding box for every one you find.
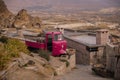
[4,0,120,13]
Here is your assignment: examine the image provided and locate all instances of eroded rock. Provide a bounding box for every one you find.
[13,9,42,29]
[0,53,54,80]
[0,0,13,28]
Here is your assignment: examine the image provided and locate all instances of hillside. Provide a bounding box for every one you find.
[4,0,120,13]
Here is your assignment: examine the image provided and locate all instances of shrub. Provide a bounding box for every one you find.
[0,44,10,70]
[0,37,29,70]
[60,59,70,67]
[0,36,8,43]
[4,38,30,57]
[37,50,50,61]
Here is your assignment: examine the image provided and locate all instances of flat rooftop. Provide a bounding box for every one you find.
[71,35,96,45]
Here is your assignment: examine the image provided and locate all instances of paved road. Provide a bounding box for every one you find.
[55,65,113,80]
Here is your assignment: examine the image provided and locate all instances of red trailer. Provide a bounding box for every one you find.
[25,31,67,56]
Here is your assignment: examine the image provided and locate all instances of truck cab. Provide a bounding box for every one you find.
[45,32,67,56]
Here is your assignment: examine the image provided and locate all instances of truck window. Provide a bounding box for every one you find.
[54,34,63,41]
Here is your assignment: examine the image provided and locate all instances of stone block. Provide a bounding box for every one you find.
[115,57,120,80]
[68,53,76,69]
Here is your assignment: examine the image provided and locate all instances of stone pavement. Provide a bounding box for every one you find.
[55,65,113,80]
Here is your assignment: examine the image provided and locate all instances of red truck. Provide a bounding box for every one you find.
[25,31,67,56]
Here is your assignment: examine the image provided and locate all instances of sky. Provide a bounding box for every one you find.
[3,0,120,12]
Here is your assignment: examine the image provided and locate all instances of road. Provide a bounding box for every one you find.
[55,65,113,80]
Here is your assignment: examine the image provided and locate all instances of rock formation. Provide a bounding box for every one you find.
[13,9,30,28]
[0,0,6,13]
[0,53,54,80]
[13,9,42,29]
[0,0,42,30]
[0,0,13,28]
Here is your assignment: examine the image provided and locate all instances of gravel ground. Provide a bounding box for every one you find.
[55,65,113,80]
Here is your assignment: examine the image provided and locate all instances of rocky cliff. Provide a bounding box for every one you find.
[0,0,13,28]
[0,0,7,13]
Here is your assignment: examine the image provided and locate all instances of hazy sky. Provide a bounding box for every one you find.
[4,0,120,12]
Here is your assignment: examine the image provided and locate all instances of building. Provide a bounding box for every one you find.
[64,29,109,65]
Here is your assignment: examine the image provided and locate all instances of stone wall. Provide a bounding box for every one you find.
[50,49,76,75]
[106,43,119,72]
[106,43,120,80]
[90,47,105,66]
[115,56,120,80]
[64,36,90,65]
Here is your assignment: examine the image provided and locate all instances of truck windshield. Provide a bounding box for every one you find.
[54,34,63,41]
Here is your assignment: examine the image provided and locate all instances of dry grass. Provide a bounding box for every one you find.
[0,36,29,70]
